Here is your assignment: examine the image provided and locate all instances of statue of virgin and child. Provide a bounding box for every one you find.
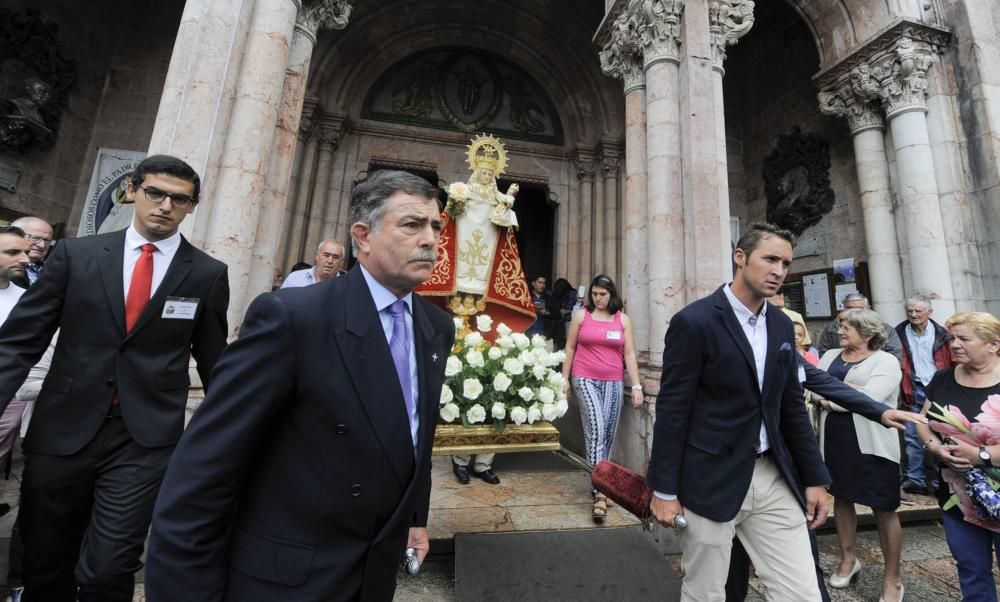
[416,134,536,333]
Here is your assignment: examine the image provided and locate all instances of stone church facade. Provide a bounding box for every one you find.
[2,0,1000,473]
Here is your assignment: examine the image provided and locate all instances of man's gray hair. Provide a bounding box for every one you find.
[317,239,344,254]
[843,292,869,307]
[349,170,439,253]
[905,293,932,309]
[10,216,52,231]
[838,308,887,350]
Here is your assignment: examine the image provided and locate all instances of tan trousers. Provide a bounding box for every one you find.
[452,453,494,472]
[679,456,821,602]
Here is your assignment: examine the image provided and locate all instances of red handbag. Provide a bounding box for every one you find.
[591,460,654,528]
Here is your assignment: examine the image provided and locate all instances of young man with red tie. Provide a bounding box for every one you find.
[0,155,229,601]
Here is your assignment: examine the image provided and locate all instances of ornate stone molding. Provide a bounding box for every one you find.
[600,138,623,177]
[817,82,884,135]
[709,0,755,74]
[638,0,684,68]
[598,9,645,92]
[298,96,320,141]
[317,113,348,152]
[295,0,352,44]
[573,149,598,182]
[813,18,951,120]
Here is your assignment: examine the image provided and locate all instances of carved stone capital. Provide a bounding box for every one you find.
[817,83,884,135]
[298,96,320,141]
[573,150,598,182]
[709,0,755,74]
[599,138,623,177]
[813,18,951,121]
[599,8,646,93]
[317,113,348,152]
[296,0,352,44]
[637,0,684,68]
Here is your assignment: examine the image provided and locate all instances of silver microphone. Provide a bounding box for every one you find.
[675,514,688,529]
[404,547,421,575]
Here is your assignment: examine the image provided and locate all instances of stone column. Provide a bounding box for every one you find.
[704,1,754,291]
[640,1,684,359]
[819,84,906,323]
[146,0,258,242]
[600,140,622,284]
[284,125,319,265]
[593,156,606,275]
[574,150,597,284]
[871,35,956,317]
[244,0,353,313]
[200,0,299,334]
[303,114,347,257]
[598,10,649,358]
[278,97,319,271]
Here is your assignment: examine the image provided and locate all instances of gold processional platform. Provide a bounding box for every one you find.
[432,422,560,455]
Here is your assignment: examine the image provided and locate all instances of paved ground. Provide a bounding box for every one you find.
[0,448,992,600]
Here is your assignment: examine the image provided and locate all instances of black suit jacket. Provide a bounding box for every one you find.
[0,229,229,454]
[145,266,456,601]
[646,286,830,522]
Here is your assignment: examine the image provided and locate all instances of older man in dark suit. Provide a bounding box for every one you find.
[647,222,830,601]
[0,155,229,602]
[145,169,455,601]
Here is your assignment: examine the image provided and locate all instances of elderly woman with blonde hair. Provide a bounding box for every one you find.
[815,308,904,602]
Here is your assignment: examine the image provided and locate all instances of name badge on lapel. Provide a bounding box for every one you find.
[162,297,199,320]
[798,365,806,384]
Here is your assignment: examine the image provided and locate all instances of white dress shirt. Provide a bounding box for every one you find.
[722,283,771,454]
[122,226,182,301]
[359,265,420,449]
[0,283,26,326]
[280,267,317,288]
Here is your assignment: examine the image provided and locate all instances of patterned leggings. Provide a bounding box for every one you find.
[572,377,624,466]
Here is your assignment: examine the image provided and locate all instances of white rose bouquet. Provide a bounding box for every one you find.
[439,315,568,433]
[444,181,470,219]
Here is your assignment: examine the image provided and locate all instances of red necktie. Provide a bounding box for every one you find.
[125,243,156,332]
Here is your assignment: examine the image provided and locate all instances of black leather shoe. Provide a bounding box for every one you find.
[473,469,501,485]
[901,479,928,495]
[452,462,470,485]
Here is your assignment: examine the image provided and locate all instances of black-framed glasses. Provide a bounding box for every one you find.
[23,233,52,246]
[139,186,196,209]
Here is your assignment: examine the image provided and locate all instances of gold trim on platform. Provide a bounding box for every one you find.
[432,422,560,455]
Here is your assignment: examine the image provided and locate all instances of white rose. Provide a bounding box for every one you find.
[465,349,485,368]
[491,402,506,420]
[476,314,493,333]
[496,323,513,337]
[496,335,515,350]
[466,403,486,424]
[453,317,465,333]
[519,349,535,366]
[532,364,548,380]
[440,402,460,422]
[445,355,463,376]
[503,357,524,375]
[527,404,542,424]
[512,333,531,349]
[464,332,483,347]
[463,378,483,400]
[547,371,565,388]
[449,181,470,199]
[531,334,547,349]
[487,347,503,360]
[542,402,560,422]
[510,406,528,425]
[555,398,569,417]
[440,384,453,405]
[493,372,513,392]
[518,386,534,402]
[537,386,555,404]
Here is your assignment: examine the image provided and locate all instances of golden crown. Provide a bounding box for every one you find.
[466,134,508,177]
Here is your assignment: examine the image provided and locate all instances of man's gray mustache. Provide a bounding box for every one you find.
[408,250,437,263]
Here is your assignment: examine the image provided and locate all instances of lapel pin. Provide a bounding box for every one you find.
[432,353,439,362]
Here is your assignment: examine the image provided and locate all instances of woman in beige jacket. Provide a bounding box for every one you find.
[814,308,903,602]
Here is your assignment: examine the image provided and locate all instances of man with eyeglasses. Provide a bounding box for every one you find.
[281,239,346,288]
[9,217,53,289]
[0,154,229,602]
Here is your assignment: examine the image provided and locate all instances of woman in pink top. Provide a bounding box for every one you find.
[562,274,642,521]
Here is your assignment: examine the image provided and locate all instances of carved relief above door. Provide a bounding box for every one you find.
[363,47,563,144]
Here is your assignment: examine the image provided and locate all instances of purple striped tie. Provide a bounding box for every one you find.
[388,299,416,447]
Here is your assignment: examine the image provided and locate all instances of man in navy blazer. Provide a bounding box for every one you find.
[647,222,830,600]
[145,170,455,601]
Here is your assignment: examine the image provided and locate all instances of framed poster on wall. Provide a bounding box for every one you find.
[783,268,836,319]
